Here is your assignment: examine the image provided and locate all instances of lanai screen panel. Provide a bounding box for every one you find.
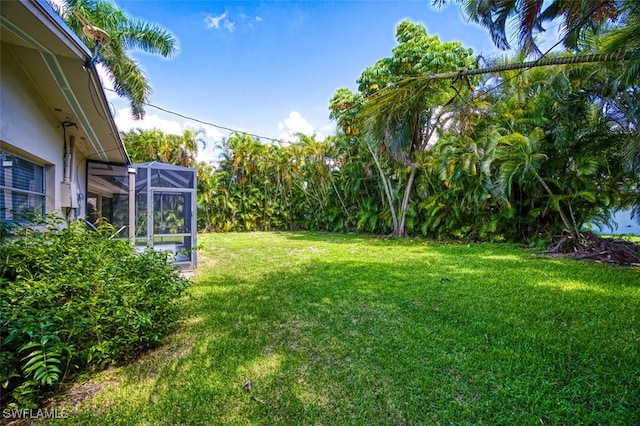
[86,161,130,238]
[134,162,197,270]
[87,160,197,270]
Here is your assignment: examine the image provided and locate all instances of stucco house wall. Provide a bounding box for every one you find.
[0,0,129,220]
[1,0,197,269]
[1,42,67,214]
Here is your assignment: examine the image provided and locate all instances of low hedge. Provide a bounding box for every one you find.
[0,215,190,408]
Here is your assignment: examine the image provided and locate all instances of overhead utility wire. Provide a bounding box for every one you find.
[422,0,611,85]
[144,102,283,144]
[105,88,284,144]
[111,50,634,145]
[330,49,637,129]
[330,47,636,128]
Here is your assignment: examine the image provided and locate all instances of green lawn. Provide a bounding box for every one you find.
[50,232,639,425]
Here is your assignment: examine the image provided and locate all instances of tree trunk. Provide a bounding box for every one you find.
[535,173,579,240]
[366,142,399,233]
[396,163,417,238]
[328,170,350,220]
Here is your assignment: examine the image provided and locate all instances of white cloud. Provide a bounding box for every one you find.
[114,108,227,164]
[223,20,236,32]
[277,111,320,142]
[115,108,182,134]
[247,15,263,29]
[197,125,226,163]
[320,122,336,136]
[204,12,227,29]
[204,11,262,31]
[285,111,315,134]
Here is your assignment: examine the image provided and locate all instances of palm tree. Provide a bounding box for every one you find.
[492,129,581,239]
[121,128,204,166]
[174,129,206,167]
[356,20,475,237]
[432,0,626,55]
[121,128,161,162]
[50,0,177,119]
[602,4,640,84]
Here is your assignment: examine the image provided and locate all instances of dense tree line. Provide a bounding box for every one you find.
[53,0,638,243]
[185,19,637,244]
[55,0,638,244]
[117,17,637,244]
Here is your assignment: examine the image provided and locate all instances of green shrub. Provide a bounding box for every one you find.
[0,215,190,408]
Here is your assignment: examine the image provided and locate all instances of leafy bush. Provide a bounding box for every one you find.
[0,215,190,407]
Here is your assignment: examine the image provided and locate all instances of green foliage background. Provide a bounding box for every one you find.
[193,21,639,242]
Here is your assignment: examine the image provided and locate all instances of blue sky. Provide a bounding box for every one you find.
[89,1,639,232]
[104,1,502,162]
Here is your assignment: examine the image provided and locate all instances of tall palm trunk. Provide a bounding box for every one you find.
[534,172,579,240]
[397,163,417,237]
[365,141,399,234]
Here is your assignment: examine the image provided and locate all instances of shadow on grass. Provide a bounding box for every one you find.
[61,243,640,425]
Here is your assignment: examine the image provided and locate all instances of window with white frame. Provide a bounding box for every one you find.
[0,151,46,221]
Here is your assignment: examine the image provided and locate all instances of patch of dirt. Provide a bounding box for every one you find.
[33,334,195,420]
[63,378,115,410]
[50,367,120,411]
[545,232,640,266]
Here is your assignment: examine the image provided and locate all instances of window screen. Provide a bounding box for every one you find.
[0,151,46,221]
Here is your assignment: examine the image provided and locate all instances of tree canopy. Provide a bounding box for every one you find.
[51,0,178,119]
[121,128,205,167]
[433,0,628,54]
[330,20,476,237]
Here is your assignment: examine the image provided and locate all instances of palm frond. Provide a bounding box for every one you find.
[52,0,176,119]
[488,0,518,50]
[120,19,178,58]
[517,0,544,54]
[103,53,151,119]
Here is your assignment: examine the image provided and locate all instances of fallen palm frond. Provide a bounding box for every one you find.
[546,232,640,265]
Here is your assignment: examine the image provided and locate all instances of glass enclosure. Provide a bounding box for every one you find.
[85,161,130,237]
[87,161,197,270]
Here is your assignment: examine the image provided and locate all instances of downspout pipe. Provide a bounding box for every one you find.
[63,136,73,184]
[128,164,136,243]
[62,122,76,184]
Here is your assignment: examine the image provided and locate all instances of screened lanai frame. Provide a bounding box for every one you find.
[86,160,197,271]
[135,161,197,270]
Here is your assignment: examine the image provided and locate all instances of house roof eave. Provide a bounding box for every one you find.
[1,0,130,165]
